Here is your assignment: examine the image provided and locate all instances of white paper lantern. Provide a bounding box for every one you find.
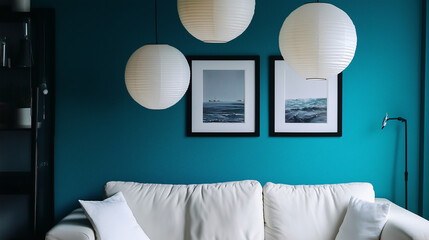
[178,0,255,43]
[279,3,357,80]
[125,44,190,110]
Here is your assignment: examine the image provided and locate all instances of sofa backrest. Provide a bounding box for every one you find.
[104,180,264,240]
[263,182,375,240]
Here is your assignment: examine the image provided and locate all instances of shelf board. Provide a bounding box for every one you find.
[0,127,31,131]
[0,172,33,194]
[0,66,32,70]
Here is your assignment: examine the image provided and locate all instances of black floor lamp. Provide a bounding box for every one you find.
[381,113,408,209]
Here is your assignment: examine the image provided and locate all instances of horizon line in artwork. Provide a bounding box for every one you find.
[205,99,244,103]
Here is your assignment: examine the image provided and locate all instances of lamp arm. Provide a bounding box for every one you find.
[389,117,407,122]
[398,117,407,122]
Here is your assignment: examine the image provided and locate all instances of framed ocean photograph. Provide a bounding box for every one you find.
[269,56,342,137]
[187,56,260,136]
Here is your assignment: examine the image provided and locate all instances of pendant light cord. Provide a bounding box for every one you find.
[155,0,158,44]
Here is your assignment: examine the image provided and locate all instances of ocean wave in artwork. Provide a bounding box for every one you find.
[285,98,327,123]
[203,102,245,123]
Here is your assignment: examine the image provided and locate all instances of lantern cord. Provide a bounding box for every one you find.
[155,0,158,44]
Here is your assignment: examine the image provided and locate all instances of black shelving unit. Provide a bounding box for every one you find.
[0,7,55,240]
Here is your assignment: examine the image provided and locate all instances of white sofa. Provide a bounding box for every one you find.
[46,180,429,240]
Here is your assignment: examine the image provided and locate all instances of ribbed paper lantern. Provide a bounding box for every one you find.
[178,0,255,43]
[125,44,190,110]
[279,3,357,80]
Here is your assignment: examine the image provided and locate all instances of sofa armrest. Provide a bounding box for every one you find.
[377,198,429,240]
[45,208,95,240]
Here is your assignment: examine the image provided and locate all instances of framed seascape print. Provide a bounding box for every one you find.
[187,56,260,137]
[269,56,342,137]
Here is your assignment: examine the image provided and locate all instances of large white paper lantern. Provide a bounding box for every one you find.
[279,3,357,80]
[125,44,190,110]
[178,0,255,43]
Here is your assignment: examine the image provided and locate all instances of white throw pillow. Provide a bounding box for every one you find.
[336,196,390,240]
[79,192,150,240]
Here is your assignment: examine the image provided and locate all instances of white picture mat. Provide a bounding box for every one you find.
[191,60,256,133]
[274,60,338,133]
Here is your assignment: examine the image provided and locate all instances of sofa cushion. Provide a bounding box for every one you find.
[263,182,375,240]
[105,180,264,240]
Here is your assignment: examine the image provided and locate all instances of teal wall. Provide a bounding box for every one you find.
[423,0,429,219]
[31,0,426,220]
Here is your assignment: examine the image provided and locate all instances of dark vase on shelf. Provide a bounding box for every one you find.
[0,37,8,68]
[17,19,33,68]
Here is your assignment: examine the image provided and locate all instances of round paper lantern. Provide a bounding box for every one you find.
[279,3,357,80]
[178,0,255,43]
[125,44,190,110]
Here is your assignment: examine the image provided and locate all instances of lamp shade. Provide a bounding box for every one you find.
[125,44,190,110]
[279,3,357,80]
[178,0,255,43]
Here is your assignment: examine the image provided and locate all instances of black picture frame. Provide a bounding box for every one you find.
[269,56,342,137]
[187,56,260,137]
